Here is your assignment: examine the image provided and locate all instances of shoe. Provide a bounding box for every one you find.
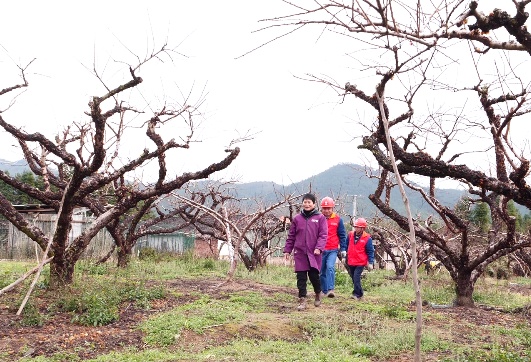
[351,294,362,300]
[314,293,321,307]
[297,297,307,310]
[327,290,335,298]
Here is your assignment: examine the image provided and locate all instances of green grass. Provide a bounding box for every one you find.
[0,261,38,288]
[471,278,531,310]
[140,292,268,346]
[513,276,531,287]
[5,254,531,362]
[115,254,230,281]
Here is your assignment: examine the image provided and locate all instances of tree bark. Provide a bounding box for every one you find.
[49,258,76,287]
[117,248,132,268]
[455,271,475,307]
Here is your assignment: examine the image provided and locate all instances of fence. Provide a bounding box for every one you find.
[0,214,195,261]
[135,232,195,256]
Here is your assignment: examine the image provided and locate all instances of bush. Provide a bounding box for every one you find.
[120,283,166,309]
[138,247,158,261]
[138,247,180,263]
[67,292,119,326]
[20,302,45,327]
[486,258,510,280]
[202,258,215,270]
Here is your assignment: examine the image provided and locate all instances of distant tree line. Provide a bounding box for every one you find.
[460,197,531,234]
[0,171,48,205]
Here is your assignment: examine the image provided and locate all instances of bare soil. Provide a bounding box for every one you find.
[1,277,530,361]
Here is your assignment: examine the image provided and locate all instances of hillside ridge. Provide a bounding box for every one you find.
[0,159,466,215]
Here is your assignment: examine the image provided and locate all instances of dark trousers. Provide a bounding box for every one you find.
[348,265,365,298]
[296,267,321,298]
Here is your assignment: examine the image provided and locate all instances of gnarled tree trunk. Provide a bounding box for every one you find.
[117,247,132,268]
[455,271,475,307]
[49,256,77,288]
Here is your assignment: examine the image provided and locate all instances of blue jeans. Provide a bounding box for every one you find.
[348,265,365,298]
[320,249,338,294]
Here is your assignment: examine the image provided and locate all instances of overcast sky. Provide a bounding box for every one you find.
[0,0,526,187]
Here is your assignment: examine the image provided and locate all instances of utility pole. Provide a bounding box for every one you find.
[350,194,361,220]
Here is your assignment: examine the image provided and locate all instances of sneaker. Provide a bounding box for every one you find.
[314,293,321,307]
[297,297,307,310]
[351,294,362,300]
[327,290,335,298]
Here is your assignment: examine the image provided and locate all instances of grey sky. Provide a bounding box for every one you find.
[0,0,528,187]
[0,1,366,185]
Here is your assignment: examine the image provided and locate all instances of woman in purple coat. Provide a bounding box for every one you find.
[283,193,328,310]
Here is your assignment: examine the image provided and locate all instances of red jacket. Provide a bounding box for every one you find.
[324,213,347,251]
[347,231,373,266]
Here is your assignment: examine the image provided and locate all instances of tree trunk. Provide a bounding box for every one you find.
[238,250,253,271]
[455,272,475,307]
[96,244,116,265]
[49,257,76,288]
[117,248,132,268]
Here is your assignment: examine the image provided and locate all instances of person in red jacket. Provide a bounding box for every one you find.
[346,217,375,300]
[283,193,328,310]
[319,197,347,298]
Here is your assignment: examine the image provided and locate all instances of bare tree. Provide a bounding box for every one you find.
[95,195,194,268]
[266,1,531,307]
[171,182,302,280]
[0,46,240,287]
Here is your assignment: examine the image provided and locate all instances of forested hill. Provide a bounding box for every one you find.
[0,159,468,216]
[0,159,29,176]
[217,163,468,217]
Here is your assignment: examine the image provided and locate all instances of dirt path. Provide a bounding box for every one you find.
[1,277,530,361]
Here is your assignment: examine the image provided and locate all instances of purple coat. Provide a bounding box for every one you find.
[283,209,328,272]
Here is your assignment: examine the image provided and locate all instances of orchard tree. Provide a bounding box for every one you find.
[0,46,240,287]
[95,196,194,268]
[369,171,444,277]
[172,182,302,280]
[271,0,531,306]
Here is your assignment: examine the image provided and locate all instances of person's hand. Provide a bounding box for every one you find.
[314,249,321,255]
[367,263,374,271]
[284,252,291,261]
[340,251,347,260]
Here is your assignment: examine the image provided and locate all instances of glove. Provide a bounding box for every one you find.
[340,251,346,260]
[367,263,374,271]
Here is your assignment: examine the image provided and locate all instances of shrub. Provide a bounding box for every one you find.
[20,302,45,327]
[138,247,158,261]
[70,294,119,326]
[202,258,215,270]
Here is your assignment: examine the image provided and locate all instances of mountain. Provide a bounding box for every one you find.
[221,163,467,217]
[0,159,29,176]
[3,159,525,217]
[0,159,464,215]
[289,164,531,216]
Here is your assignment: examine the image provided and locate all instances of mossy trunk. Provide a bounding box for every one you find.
[455,272,475,307]
[117,247,132,268]
[49,257,76,288]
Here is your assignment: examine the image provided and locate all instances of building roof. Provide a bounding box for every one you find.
[13,204,56,214]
